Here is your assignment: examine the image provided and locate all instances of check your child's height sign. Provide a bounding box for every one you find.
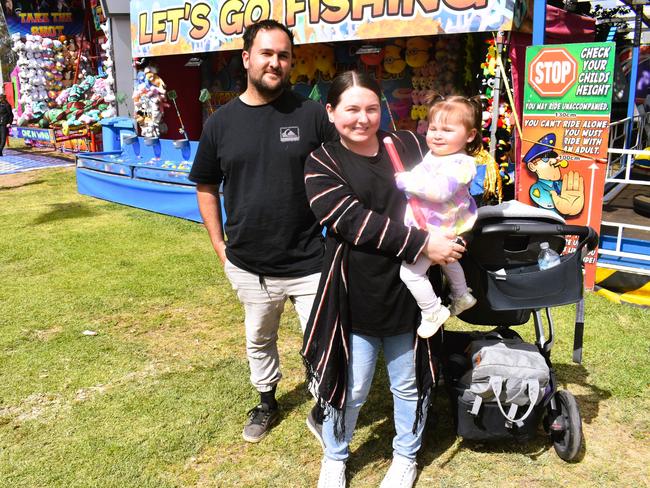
[518,42,615,288]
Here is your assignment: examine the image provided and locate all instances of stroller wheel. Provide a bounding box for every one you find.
[550,390,583,461]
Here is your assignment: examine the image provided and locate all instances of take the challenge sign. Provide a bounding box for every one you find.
[3,1,85,37]
[518,42,615,288]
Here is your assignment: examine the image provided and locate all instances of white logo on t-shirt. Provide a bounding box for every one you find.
[280,127,300,142]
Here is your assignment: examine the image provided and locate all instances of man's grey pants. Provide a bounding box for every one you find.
[224,259,320,393]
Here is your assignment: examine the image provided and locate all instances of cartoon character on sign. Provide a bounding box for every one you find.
[524,132,585,216]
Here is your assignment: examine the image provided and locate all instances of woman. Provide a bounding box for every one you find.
[302,71,465,488]
[0,94,13,157]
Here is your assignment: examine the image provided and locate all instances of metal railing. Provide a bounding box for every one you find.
[599,145,650,273]
[603,113,648,203]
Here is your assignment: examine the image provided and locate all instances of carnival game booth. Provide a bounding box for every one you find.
[3,1,119,153]
[77,1,596,222]
[77,0,523,222]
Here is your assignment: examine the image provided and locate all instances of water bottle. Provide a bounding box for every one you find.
[538,242,561,270]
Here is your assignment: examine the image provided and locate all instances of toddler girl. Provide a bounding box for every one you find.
[395,95,482,338]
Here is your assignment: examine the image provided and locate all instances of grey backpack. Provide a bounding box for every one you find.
[460,337,550,427]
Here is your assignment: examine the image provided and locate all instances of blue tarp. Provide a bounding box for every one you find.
[76,168,203,222]
[74,138,216,223]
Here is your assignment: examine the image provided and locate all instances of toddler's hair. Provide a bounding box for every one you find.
[424,93,483,156]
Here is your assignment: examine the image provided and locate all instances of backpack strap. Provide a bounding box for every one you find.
[470,395,483,416]
[489,377,540,427]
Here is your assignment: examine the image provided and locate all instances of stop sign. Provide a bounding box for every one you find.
[528,48,578,97]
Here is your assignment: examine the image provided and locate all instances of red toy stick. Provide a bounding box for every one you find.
[383,136,428,230]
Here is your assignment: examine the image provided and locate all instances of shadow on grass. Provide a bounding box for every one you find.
[421,399,559,467]
[274,350,603,480]
[553,362,611,424]
[33,202,99,225]
[417,393,469,474]
[444,427,587,464]
[0,179,44,191]
[276,381,317,422]
[308,354,460,483]
[415,364,600,466]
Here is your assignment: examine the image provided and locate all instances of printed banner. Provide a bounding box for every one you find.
[517,42,616,289]
[3,1,85,37]
[9,126,55,142]
[130,0,514,58]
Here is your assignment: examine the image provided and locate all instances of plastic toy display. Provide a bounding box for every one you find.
[9,24,117,149]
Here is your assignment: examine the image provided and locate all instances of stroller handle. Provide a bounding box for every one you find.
[479,224,599,251]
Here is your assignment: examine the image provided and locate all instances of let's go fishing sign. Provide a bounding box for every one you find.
[130,0,515,57]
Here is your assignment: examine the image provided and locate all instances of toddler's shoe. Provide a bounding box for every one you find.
[417,305,450,339]
[449,291,477,316]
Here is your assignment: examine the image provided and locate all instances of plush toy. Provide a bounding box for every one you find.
[359,46,384,79]
[12,34,50,121]
[481,39,497,78]
[132,65,168,137]
[480,95,513,199]
[383,43,406,75]
[405,37,431,68]
[410,104,428,124]
[390,88,412,120]
[290,45,318,84]
[98,22,117,111]
[474,148,503,204]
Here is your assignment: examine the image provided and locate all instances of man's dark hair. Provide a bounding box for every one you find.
[242,19,294,52]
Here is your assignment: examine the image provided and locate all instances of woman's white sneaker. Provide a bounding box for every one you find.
[379,455,417,488]
[317,457,346,488]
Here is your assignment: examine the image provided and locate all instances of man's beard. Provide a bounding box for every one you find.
[249,71,288,98]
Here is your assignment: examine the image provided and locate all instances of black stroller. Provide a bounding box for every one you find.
[442,200,598,462]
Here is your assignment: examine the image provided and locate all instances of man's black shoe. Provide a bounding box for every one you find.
[242,402,279,443]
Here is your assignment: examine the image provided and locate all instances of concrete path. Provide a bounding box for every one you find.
[0,148,74,175]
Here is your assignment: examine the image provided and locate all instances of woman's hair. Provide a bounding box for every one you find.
[425,93,484,156]
[326,70,382,107]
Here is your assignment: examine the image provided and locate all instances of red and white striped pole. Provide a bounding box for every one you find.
[383,136,428,230]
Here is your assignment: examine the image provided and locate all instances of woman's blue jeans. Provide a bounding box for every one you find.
[322,331,427,461]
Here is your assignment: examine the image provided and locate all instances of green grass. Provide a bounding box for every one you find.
[0,168,648,487]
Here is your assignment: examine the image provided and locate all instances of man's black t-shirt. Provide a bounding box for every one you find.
[189,90,337,277]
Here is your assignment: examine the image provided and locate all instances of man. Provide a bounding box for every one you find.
[524,132,584,216]
[189,19,337,444]
[0,94,14,157]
